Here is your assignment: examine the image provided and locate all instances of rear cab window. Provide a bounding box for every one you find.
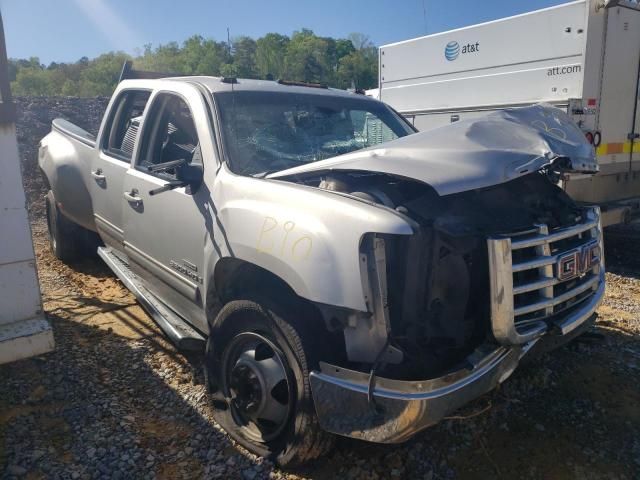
[101,89,151,161]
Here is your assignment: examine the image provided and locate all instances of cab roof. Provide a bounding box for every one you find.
[117,61,373,100]
[126,75,376,101]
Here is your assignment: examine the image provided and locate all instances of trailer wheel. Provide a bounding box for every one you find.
[206,298,334,467]
[45,190,88,263]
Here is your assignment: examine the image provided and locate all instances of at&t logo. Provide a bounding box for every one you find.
[444,40,480,61]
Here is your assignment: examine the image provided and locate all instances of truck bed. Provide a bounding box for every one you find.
[39,119,98,232]
[52,118,96,148]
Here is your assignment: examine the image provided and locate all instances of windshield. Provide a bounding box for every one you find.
[215,90,414,176]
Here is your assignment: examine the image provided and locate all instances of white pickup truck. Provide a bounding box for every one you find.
[39,66,605,465]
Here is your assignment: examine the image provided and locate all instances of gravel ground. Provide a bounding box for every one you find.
[2,97,639,478]
[1,219,638,479]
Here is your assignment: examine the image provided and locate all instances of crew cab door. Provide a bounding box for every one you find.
[121,88,212,332]
[91,89,150,250]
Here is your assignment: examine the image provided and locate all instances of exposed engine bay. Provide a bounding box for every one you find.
[292,168,582,379]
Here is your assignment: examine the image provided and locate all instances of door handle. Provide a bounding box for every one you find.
[123,189,142,206]
[91,169,106,181]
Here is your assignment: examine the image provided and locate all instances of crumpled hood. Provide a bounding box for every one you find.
[269,104,598,196]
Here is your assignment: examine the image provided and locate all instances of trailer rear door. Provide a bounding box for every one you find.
[631,3,640,168]
[597,2,640,173]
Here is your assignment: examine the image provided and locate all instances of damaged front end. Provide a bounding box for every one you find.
[305,170,604,442]
[274,105,605,443]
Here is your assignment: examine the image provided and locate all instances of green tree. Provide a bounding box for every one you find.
[7,30,379,96]
[11,68,50,96]
[336,33,378,89]
[232,36,257,78]
[335,39,356,60]
[60,79,80,96]
[321,37,356,85]
[180,35,229,75]
[137,42,182,73]
[256,33,289,79]
[78,52,131,96]
[284,29,331,83]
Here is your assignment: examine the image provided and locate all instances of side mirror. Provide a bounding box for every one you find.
[177,162,204,192]
[148,161,204,196]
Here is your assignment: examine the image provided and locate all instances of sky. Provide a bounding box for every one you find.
[1,0,567,64]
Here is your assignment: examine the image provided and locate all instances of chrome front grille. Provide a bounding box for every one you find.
[487,207,604,345]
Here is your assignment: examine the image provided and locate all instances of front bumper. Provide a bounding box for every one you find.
[309,280,604,443]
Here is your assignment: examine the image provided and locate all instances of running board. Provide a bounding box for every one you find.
[97,247,205,351]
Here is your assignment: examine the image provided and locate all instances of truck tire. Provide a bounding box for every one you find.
[206,298,334,467]
[45,190,91,263]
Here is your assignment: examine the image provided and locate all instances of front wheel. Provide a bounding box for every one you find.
[206,299,334,467]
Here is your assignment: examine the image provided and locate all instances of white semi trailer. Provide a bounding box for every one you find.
[0,11,54,364]
[376,0,640,226]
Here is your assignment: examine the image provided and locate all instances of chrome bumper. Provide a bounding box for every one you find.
[309,281,604,443]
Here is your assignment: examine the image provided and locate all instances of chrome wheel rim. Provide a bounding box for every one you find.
[222,332,292,442]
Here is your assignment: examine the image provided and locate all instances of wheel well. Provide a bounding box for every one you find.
[204,258,348,393]
[208,258,307,326]
[206,258,347,351]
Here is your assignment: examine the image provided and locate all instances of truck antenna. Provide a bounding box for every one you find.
[422,0,428,34]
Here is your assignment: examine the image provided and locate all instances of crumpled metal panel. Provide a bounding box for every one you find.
[309,345,523,443]
[270,104,597,196]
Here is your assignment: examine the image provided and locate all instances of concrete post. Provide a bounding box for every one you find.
[0,10,54,364]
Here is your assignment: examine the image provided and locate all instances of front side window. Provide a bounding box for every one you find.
[102,90,150,161]
[215,91,414,176]
[137,93,201,180]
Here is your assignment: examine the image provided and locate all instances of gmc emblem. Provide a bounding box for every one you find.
[556,240,600,281]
